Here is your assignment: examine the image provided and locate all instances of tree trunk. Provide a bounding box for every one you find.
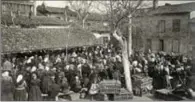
[82,19,85,28]
[122,39,133,93]
[82,14,89,28]
[112,30,133,94]
[128,15,133,57]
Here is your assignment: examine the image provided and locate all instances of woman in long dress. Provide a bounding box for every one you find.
[14,74,28,101]
[28,73,42,101]
[1,71,14,101]
[41,67,52,94]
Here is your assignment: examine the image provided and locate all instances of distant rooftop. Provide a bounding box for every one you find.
[151,2,195,14]
[2,1,34,5]
[1,14,69,26]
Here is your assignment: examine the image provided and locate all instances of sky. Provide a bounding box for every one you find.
[35,0,195,13]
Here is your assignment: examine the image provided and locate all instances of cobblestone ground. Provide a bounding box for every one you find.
[59,93,163,101]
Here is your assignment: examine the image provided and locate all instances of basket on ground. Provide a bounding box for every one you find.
[114,88,133,101]
[132,75,153,96]
[99,80,121,94]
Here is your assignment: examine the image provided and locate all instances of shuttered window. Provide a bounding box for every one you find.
[172,19,180,32]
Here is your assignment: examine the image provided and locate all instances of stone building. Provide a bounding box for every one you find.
[36,3,77,21]
[190,18,195,58]
[1,1,36,16]
[132,2,195,55]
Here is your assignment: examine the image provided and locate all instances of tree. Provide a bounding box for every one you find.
[68,1,93,28]
[98,0,158,94]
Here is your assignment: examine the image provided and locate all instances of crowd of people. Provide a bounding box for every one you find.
[1,43,194,101]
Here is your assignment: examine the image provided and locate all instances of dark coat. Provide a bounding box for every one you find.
[48,82,60,100]
[41,72,53,94]
[28,79,42,101]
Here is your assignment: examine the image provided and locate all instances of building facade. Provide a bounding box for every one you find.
[132,3,195,56]
[190,18,195,58]
[2,1,36,16]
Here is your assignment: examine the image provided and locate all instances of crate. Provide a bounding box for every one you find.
[99,80,121,94]
[114,88,133,101]
[132,75,153,96]
[94,93,108,101]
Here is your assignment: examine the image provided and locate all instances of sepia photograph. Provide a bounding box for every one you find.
[1,0,195,101]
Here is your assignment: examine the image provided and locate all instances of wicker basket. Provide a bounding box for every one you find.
[132,75,153,96]
[99,80,121,94]
[114,88,133,101]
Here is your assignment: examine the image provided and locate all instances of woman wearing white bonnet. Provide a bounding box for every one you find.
[14,74,28,101]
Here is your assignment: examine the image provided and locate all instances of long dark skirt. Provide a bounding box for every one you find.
[28,86,42,101]
[14,89,27,101]
[1,93,14,101]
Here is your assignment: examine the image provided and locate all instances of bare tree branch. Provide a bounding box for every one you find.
[68,0,93,28]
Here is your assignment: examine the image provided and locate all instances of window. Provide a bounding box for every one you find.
[172,40,180,53]
[159,39,164,51]
[172,19,180,32]
[157,20,165,33]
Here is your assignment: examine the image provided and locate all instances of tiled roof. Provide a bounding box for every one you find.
[150,2,195,14]
[1,26,100,53]
[37,5,77,16]
[133,2,195,17]
[2,1,34,5]
[1,14,69,26]
[86,21,110,33]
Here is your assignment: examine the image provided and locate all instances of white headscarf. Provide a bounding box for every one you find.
[72,52,77,57]
[116,55,122,62]
[2,71,9,77]
[44,57,49,63]
[16,74,23,83]
[27,58,32,64]
[132,61,138,67]
[65,65,70,70]
[38,63,44,70]
[45,66,50,71]
[31,66,37,72]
